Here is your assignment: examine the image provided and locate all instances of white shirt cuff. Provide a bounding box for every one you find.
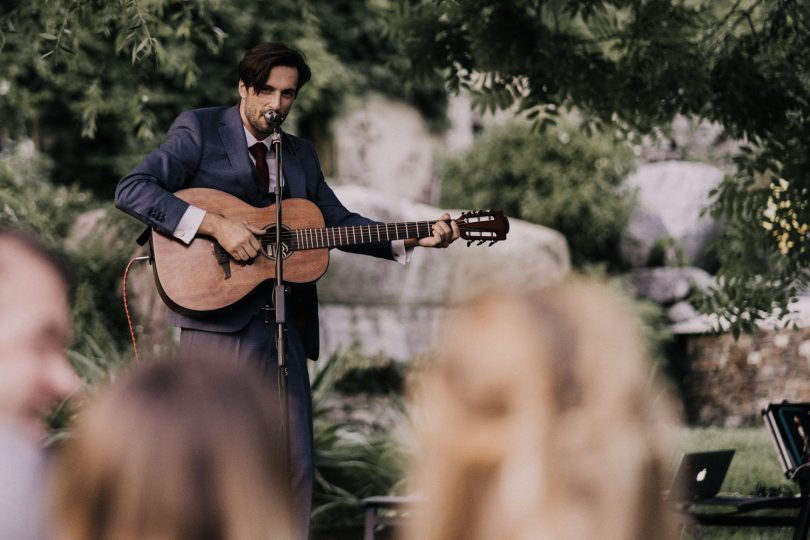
[392,239,413,264]
[173,206,206,245]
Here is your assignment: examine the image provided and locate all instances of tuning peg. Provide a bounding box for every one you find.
[466,240,473,247]
[488,240,497,246]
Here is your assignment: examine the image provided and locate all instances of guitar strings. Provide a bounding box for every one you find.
[256,221,441,244]
[250,214,500,248]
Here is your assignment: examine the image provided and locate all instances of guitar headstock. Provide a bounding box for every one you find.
[455,210,510,246]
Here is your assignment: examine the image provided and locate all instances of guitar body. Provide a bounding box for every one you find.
[149,187,509,315]
[151,188,328,314]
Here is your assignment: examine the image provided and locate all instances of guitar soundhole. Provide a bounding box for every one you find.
[260,224,292,261]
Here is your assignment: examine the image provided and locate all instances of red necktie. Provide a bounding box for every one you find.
[249,142,270,191]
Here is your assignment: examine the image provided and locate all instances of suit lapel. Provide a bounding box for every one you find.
[282,136,307,199]
[218,105,254,184]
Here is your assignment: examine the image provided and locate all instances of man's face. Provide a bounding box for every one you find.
[0,242,78,441]
[239,65,299,139]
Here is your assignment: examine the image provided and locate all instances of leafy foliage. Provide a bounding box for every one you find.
[0,0,447,196]
[309,347,408,532]
[440,120,636,268]
[0,140,141,361]
[393,0,810,334]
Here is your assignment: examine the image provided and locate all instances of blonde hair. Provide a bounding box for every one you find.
[403,278,680,540]
[51,354,292,540]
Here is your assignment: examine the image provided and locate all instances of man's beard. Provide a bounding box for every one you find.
[249,115,271,138]
[246,103,272,138]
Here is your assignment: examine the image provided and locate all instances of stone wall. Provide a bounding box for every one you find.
[672,328,810,427]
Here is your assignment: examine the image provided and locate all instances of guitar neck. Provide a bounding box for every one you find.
[280,221,437,250]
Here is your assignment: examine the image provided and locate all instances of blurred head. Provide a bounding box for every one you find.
[51,354,292,540]
[0,228,78,441]
[404,278,680,540]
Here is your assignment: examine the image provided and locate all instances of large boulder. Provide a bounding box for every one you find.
[625,266,721,334]
[627,266,714,305]
[317,185,570,360]
[330,92,501,205]
[620,161,725,269]
[331,94,442,204]
[637,116,741,164]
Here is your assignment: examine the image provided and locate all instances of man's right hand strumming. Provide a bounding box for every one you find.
[199,213,265,261]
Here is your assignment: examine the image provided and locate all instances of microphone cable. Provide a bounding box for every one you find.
[122,255,151,364]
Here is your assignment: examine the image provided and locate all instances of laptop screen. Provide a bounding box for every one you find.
[668,449,735,501]
[763,402,810,476]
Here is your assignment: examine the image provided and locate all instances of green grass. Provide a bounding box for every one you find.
[676,427,800,539]
[677,427,796,497]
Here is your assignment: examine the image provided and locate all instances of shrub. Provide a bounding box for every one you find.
[0,140,141,373]
[310,347,408,533]
[439,121,636,268]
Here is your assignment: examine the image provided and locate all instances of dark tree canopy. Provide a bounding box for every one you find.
[0,0,445,196]
[393,0,810,334]
[2,0,809,333]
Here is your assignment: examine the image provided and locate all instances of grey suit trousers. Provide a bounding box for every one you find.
[179,311,314,539]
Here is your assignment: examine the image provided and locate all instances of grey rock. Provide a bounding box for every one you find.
[619,210,669,267]
[317,185,571,360]
[331,94,442,205]
[637,116,741,164]
[627,266,714,304]
[667,301,700,323]
[65,208,108,252]
[620,161,725,269]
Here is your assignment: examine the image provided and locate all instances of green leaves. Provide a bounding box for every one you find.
[0,140,143,365]
[396,0,810,334]
[309,348,408,530]
[1,0,450,194]
[439,119,636,269]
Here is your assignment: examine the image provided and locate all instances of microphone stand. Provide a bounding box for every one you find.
[268,117,291,486]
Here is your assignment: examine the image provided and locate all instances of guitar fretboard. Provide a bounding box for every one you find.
[260,221,438,251]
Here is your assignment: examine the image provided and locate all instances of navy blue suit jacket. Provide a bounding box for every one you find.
[116,104,394,359]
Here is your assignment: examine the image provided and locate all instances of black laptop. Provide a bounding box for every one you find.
[668,449,736,501]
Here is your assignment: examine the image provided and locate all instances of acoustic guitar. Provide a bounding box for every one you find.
[150,188,509,314]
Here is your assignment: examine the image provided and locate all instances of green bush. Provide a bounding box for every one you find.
[0,140,141,375]
[309,347,408,534]
[439,121,636,268]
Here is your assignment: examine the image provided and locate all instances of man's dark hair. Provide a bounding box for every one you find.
[238,42,312,95]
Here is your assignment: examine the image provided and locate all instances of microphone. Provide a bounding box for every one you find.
[263,110,284,129]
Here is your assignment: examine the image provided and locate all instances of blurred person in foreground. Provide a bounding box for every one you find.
[50,353,293,540]
[0,227,79,539]
[402,278,681,540]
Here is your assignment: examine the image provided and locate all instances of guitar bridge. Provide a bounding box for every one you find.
[213,242,231,280]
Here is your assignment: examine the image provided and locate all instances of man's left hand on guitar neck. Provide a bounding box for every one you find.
[404,213,460,250]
